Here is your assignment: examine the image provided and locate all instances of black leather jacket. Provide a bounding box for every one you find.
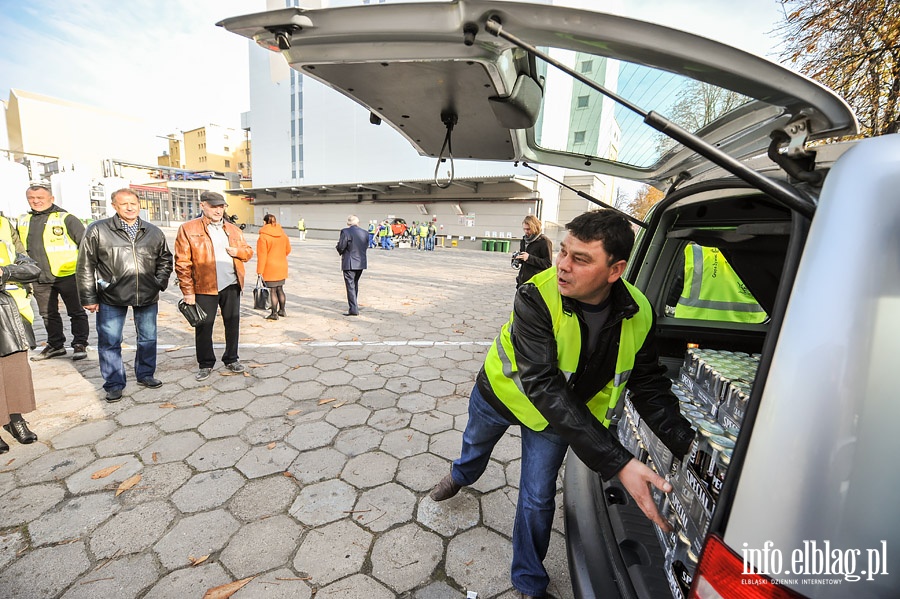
[477,278,694,481]
[0,254,41,357]
[76,217,173,307]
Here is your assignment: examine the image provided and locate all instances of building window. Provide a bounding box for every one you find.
[580,60,593,74]
[577,95,589,109]
[225,160,231,167]
[573,131,586,144]
[224,146,229,152]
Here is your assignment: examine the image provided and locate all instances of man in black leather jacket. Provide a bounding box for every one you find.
[430,210,693,599]
[75,189,173,402]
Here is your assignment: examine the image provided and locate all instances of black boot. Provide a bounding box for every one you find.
[0,435,8,454]
[4,417,37,444]
[266,310,279,321]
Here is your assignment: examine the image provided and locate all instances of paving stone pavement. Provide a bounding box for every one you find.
[0,232,575,599]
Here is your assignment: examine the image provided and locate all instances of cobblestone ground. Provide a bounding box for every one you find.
[0,232,575,599]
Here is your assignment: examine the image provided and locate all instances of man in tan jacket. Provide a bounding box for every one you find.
[174,191,253,381]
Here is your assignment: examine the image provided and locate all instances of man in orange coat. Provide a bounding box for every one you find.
[174,191,253,381]
[256,214,292,320]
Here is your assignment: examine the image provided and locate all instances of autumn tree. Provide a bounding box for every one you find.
[775,0,900,137]
[656,82,748,158]
[624,185,665,220]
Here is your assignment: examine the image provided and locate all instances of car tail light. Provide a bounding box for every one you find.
[689,534,806,599]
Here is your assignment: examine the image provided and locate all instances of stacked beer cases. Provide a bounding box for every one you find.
[617,348,759,598]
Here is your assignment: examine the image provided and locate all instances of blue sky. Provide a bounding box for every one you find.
[0,0,786,142]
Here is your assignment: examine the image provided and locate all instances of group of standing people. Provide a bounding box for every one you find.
[410,220,437,251]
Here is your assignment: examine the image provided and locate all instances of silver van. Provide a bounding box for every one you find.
[221,2,900,597]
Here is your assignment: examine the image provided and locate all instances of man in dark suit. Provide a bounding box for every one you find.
[335,215,369,316]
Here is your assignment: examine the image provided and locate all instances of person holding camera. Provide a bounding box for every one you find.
[513,215,553,288]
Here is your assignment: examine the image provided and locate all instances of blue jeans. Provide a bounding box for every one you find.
[97,303,158,391]
[451,385,568,597]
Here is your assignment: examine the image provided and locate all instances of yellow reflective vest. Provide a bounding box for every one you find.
[674,244,766,323]
[0,216,34,323]
[482,267,653,431]
[17,212,79,278]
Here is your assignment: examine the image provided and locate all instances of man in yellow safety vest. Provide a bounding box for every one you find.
[18,183,89,361]
[429,210,693,599]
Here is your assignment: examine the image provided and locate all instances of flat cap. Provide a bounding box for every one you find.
[200,191,226,206]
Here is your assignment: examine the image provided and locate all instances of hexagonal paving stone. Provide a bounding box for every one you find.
[14,446,95,486]
[0,483,65,527]
[154,509,240,570]
[206,389,256,413]
[359,389,398,410]
[489,433,522,464]
[247,361,291,378]
[29,492,120,546]
[156,405,213,432]
[220,514,302,578]
[435,395,470,416]
[446,528,514,598]
[397,392,437,414]
[95,424,161,457]
[289,479,357,526]
[315,573,394,599]
[288,447,347,484]
[244,395,294,418]
[0,541,90,598]
[324,403,371,428]
[284,420,338,451]
[397,453,451,493]
[341,451,398,489]
[408,366,441,381]
[49,419,117,449]
[241,417,293,444]
[197,411,252,439]
[369,352,399,366]
[429,430,463,460]
[368,407,411,432]
[284,366,321,383]
[235,443,299,478]
[417,493,481,537]
[370,524,443,593]
[409,410,454,435]
[348,374,386,392]
[332,427,381,458]
[171,468,246,513]
[482,487,519,535]
[61,552,157,599]
[65,455,142,495]
[385,377,420,394]
[114,404,168,426]
[353,483,416,532]
[142,562,231,599]
[505,459,521,489]
[187,436,250,471]
[293,519,372,585]
[414,581,465,599]
[380,428,429,459]
[139,430,205,464]
[229,568,312,599]
[316,369,353,386]
[119,462,192,507]
[228,475,299,522]
[89,500,176,558]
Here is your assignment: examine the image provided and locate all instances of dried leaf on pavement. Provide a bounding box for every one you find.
[152,452,159,463]
[91,464,124,479]
[159,402,177,409]
[286,409,302,416]
[267,442,277,450]
[318,398,337,405]
[332,401,347,408]
[202,576,255,599]
[115,474,142,496]
[188,554,210,567]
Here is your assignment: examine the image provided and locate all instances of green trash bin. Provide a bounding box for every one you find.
[481,239,489,251]
[485,239,496,252]
[501,240,511,252]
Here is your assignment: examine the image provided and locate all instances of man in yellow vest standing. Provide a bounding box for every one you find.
[429,210,694,599]
[297,217,306,241]
[18,183,89,361]
[0,215,37,349]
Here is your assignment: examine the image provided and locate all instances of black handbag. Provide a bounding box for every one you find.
[177,300,207,328]
[253,276,270,310]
